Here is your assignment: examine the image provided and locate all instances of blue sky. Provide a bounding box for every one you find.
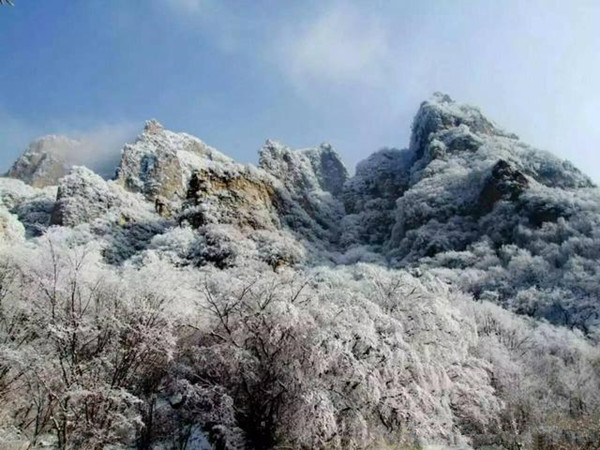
[2,0,600,180]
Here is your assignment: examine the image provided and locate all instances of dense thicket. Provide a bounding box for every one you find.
[1,233,599,449]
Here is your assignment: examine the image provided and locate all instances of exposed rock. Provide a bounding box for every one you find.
[383,93,595,265]
[478,159,529,213]
[117,120,233,201]
[180,167,281,231]
[528,204,568,227]
[259,140,347,242]
[409,92,510,160]
[6,135,81,187]
[52,167,120,227]
[311,143,349,197]
[259,140,348,197]
[2,93,600,336]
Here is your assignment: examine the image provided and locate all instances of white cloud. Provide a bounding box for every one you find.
[160,0,209,14]
[156,0,241,53]
[267,1,600,183]
[278,4,394,87]
[67,122,140,177]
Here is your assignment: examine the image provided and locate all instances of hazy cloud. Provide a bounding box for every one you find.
[160,0,210,14]
[67,122,140,178]
[279,4,394,87]
[269,1,600,181]
[3,1,600,182]
[0,110,139,178]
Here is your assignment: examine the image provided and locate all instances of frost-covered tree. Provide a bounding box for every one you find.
[0,238,179,448]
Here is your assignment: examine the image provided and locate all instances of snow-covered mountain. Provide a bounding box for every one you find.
[345,93,600,332]
[1,95,599,449]
[5,135,82,188]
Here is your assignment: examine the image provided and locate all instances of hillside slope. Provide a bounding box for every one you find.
[1,95,599,449]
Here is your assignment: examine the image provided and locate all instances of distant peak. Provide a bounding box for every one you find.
[28,135,81,155]
[6,135,81,188]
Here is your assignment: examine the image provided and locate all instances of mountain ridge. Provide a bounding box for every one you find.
[2,94,600,449]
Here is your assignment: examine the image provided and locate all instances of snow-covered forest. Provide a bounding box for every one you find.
[1,94,600,449]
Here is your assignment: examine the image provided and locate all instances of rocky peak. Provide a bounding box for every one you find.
[309,143,349,197]
[258,140,348,197]
[116,120,233,201]
[6,135,81,187]
[409,92,515,160]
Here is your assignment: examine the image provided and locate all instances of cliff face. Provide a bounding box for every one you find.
[343,93,599,330]
[341,148,412,246]
[116,119,234,201]
[179,166,282,231]
[258,140,347,242]
[114,125,349,243]
[259,140,348,197]
[5,96,596,257]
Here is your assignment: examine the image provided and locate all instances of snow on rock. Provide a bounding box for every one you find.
[43,165,171,264]
[173,138,349,246]
[259,140,347,243]
[0,207,25,242]
[370,93,600,330]
[6,135,82,188]
[117,120,234,201]
[51,166,121,227]
[2,94,600,449]
[179,165,282,231]
[259,140,348,197]
[0,177,57,237]
[2,95,599,331]
[382,92,597,261]
[342,147,413,246]
[409,92,515,160]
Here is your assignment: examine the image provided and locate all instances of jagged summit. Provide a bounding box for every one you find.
[116,120,234,201]
[6,135,81,188]
[259,139,348,197]
[410,92,517,159]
